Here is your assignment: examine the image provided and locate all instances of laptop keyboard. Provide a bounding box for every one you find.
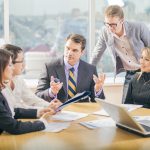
[140,124,150,132]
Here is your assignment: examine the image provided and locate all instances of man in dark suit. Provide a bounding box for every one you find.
[35,34,105,103]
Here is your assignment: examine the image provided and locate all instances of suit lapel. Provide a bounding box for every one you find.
[56,59,67,95]
[0,93,12,116]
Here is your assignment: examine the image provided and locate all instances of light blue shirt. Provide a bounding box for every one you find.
[64,58,79,88]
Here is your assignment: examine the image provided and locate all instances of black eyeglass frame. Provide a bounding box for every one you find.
[13,60,24,64]
[104,20,122,28]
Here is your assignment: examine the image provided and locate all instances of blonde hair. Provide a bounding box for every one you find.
[104,5,124,19]
[137,47,150,80]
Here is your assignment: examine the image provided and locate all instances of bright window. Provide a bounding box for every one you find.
[9,0,88,78]
[1,0,149,82]
[0,0,4,44]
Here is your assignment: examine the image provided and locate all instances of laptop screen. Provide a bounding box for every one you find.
[96,99,145,132]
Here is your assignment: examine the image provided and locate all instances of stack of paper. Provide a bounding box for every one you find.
[51,111,88,121]
[80,118,115,129]
[92,104,143,117]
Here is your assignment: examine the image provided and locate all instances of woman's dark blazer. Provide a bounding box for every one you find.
[0,92,45,135]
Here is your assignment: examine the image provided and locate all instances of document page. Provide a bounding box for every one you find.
[92,109,109,117]
[51,111,88,121]
[42,122,70,132]
[80,118,115,129]
[120,104,143,112]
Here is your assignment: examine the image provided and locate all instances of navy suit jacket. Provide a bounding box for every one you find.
[36,57,105,103]
[0,92,45,135]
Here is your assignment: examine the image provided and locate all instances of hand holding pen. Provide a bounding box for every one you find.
[50,76,63,95]
[49,99,62,111]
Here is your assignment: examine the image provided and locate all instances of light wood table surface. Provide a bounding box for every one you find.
[0,103,150,150]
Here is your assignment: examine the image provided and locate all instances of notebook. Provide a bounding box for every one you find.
[96,99,150,137]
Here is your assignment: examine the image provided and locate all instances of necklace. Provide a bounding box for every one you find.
[143,73,150,85]
[144,79,150,85]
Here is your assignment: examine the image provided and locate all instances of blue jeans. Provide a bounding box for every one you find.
[122,70,140,103]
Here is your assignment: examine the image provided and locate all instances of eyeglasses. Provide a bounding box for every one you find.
[104,20,122,28]
[13,60,24,64]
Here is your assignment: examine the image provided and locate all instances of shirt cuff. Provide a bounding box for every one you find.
[95,88,103,97]
[48,88,57,99]
[39,118,48,128]
[37,108,43,118]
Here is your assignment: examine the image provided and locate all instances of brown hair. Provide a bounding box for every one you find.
[0,49,12,89]
[1,44,22,64]
[104,5,124,19]
[66,33,86,51]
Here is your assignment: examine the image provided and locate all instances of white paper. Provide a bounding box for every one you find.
[120,104,143,112]
[51,111,88,121]
[80,118,115,129]
[92,109,109,116]
[42,122,70,132]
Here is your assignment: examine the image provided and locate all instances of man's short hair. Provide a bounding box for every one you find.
[104,5,124,19]
[1,44,22,64]
[66,34,86,51]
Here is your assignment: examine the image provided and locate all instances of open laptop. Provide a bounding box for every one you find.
[96,99,150,137]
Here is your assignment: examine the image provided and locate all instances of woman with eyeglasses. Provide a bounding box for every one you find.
[1,44,62,109]
[0,49,56,134]
[124,47,150,108]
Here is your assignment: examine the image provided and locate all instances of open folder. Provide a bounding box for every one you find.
[56,91,91,112]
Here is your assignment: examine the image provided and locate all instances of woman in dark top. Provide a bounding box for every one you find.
[124,47,150,108]
[0,49,55,134]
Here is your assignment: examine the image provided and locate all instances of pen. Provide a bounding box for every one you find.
[53,78,60,83]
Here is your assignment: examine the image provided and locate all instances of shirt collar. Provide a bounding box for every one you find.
[64,58,80,71]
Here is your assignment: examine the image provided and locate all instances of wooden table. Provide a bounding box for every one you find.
[0,103,150,150]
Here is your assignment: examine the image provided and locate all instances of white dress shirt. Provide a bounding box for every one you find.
[1,85,16,117]
[11,75,49,109]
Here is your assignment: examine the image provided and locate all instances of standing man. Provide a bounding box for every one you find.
[36,34,105,103]
[90,5,150,103]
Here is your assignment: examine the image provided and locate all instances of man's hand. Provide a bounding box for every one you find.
[50,76,63,95]
[39,111,55,126]
[49,99,62,110]
[93,73,106,92]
